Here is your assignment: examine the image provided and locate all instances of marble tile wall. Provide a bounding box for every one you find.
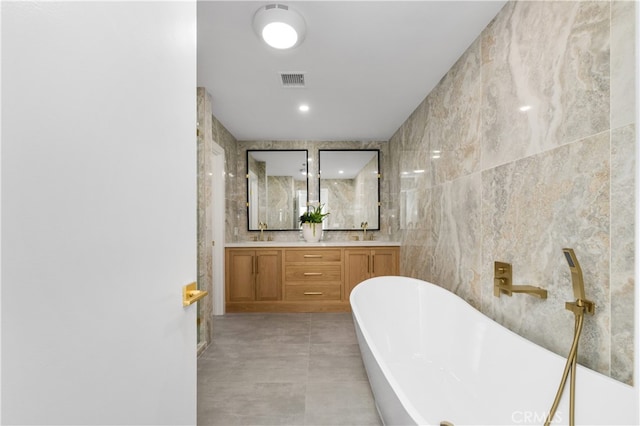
[389,0,635,384]
[196,87,215,347]
[197,88,239,348]
[213,117,239,244]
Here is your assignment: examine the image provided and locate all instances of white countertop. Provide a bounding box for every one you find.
[225,241,401,248]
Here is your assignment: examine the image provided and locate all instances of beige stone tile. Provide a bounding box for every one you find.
[611,0,636,129]
[610,124,635,384]
[481,132,611,375]
[481,1,610,170]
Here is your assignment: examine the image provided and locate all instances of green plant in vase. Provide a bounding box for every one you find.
[299,204,329,241]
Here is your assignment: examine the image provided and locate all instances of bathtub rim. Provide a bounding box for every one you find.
[350,275,636,426]
[350,276,431,425]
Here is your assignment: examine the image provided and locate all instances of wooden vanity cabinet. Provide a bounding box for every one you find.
[283,248,343,302]
[225,245,399,312]
[345,248,399,298]
[225,249,282,302]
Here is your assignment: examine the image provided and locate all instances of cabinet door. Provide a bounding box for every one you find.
[345,249,371,298]
[371,248,399,277]
[227,250,255,301]
[256,250,282,301]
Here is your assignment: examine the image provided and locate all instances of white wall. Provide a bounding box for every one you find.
[0,1,4,420]
[1,2,197,424]
[636,3,640,420]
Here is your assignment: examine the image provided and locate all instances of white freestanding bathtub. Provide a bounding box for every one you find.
[350,276,638,426]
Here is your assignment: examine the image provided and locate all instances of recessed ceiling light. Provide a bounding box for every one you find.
[414,169,425,173]
[253,4,306,50]
[519,105,531,112]
[338,170,344,174]
[299,104,310,112]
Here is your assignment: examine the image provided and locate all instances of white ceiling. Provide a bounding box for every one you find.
[197,1,506,142]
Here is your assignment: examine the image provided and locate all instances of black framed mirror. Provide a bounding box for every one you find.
[246,150,309,231]
[318,149,380,231]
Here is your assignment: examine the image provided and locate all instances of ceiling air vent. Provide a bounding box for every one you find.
[265,4,289,11]
[280,72,305,88]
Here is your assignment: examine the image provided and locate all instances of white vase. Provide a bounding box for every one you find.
[301,222,322,243]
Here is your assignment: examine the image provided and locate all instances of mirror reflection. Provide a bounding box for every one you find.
[246,150,308,231]
[319,149,380,230]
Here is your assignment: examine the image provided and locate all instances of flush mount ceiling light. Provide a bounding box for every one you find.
[253,4,306,50]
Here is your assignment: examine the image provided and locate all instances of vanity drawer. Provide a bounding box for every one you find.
[285,284,341,301]
[285,265,342,282]
[285,249,342,263]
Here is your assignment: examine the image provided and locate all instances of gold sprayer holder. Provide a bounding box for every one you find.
[565,298,595,315]
[493,261,548,299]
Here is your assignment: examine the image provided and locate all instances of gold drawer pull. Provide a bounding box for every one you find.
[304,292,324,295]
[303,272,323,276]
[304,254,323,258]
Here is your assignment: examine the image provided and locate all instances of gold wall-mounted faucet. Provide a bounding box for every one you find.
[493,261,548,299]
[361,221,368,240]
[258,221,268,241]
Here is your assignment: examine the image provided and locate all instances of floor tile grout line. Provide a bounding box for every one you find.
[305,312,315,425]
[198,312,380,426]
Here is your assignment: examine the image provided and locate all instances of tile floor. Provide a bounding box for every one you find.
[197,313,382,426]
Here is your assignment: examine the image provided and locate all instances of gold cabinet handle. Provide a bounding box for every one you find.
[183,282,208,307]
[303,272,323,276]
[303,292,324,295]
[304,254,322,258]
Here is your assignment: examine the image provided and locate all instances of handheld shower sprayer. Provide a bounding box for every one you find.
[545,248,596,426]
[562,248,595,315]
[562,248,585,301]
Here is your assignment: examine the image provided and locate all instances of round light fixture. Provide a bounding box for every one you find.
[253,4,306,50]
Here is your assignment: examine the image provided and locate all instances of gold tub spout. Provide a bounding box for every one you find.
[494,281,548,299]
[493,261,548,299]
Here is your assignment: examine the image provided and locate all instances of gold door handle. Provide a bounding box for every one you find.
[182,282,208,306]
[303,292,323,295]
[303,272,323,276]
[303,254,322,258]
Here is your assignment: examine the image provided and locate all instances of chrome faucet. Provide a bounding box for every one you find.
[258,222,267,241]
